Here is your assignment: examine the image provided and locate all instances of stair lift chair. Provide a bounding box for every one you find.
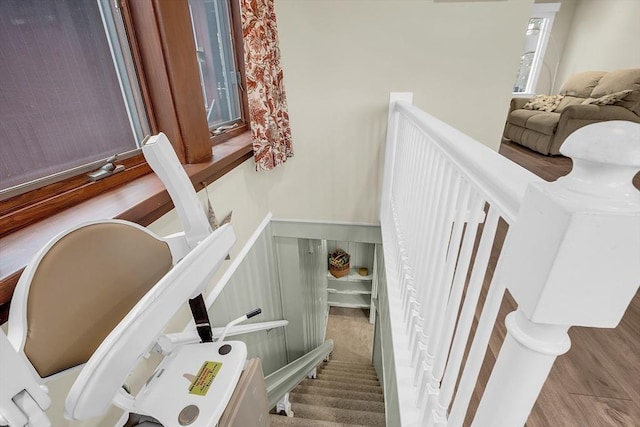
[0,133,254,426]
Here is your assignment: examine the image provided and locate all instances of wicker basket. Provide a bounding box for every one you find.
[329,263,350,278]
[328,248,350,278]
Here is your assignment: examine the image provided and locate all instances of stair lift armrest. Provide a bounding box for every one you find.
[142,133,212,250]
[0,331,51,427]
[154,331,201,355]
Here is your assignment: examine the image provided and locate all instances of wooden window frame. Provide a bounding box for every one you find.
[0,0,252,322]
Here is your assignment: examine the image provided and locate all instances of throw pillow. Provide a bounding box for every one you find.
[523,94,565,112]
[582,89,633,106]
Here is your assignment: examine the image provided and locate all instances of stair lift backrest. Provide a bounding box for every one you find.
[7,220,174,379]
[64,224,236,421]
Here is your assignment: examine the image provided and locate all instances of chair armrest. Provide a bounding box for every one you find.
[509,97,532,113]
[559,104,640,121]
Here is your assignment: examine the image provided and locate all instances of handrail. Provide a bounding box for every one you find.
[392,100,543,223]
[380,93,640,427]
[264,340,334,409]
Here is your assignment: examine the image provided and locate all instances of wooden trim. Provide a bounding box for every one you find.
[126,0,185,162]
[119,0,158,133]
[229,0,250,130]
[0,156,151,238]
[126,0,211,164]
[0,133,253,324]
[154,0,211,163]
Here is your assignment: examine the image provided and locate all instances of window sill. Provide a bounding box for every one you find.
[0,132,253,322]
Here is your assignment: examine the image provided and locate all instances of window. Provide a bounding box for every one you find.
[513,3,560,95]
[0,0,148,195]
[0,0,248,237]
[188,0,244,133]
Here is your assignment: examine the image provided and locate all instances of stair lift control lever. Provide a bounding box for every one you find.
[216,308,262,343]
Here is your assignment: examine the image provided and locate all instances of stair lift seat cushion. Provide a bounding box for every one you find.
[7,220,173,378]
[65,224,242,426]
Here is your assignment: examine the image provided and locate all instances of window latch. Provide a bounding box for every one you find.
[87,155,125,181]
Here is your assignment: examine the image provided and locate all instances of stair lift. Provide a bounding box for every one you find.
[0,133,259,426]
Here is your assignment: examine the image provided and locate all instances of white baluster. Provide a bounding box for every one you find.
[472,121,640,427]
[424,190,484,425]
[382,93,413,210]
[411,170,462,387]
[418,181,472,416]
[443,207,501,426]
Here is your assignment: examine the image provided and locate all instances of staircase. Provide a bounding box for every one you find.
[270,359,386,426]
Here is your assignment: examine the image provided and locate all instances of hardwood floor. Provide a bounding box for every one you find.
[465,142,640,427]
[499,140,640,190]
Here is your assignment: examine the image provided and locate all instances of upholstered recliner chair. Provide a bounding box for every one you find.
[503,68,640,155]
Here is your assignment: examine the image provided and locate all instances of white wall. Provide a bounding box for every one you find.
[163,0,535,227]
[269,0,532,224]
[554,0,640,88]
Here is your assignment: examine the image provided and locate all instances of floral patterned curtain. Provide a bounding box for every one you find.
[240,0,293,171]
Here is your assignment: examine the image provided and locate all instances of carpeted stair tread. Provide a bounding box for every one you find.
[292,384,385,402]
[324,359,376,367]
[319,363,377,372]
[292,402,386,427]
[301,378,382,394]
[317,373,380,386]
[319,366,379,378]
[321,362,377,372]
[290,393,386,413]
[269,414,362,427]
[285,359,386,425]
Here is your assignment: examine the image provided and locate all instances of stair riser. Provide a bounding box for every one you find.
[290,393,385,413]
[293,403,385,427]
[317,374,380,386]
[269,414,362,427]
[284,360,386,427]
[321,363,377,373]
[317,371,380,386]
[324,360,375,368]
[301,379,383,394]
[318,367,378,379]
[293,385,385,402]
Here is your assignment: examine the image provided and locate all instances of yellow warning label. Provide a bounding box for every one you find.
[188,361,222,396]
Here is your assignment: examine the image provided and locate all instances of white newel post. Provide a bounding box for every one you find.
[472,121,640,427]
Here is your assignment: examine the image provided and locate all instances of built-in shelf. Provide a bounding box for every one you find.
[326,241,376,315]
[326,268,372,282]
[328,292,370,308]
[327,281,371,295]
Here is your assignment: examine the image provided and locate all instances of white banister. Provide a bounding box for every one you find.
[379,92,640,427]
[472,121,640,426]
